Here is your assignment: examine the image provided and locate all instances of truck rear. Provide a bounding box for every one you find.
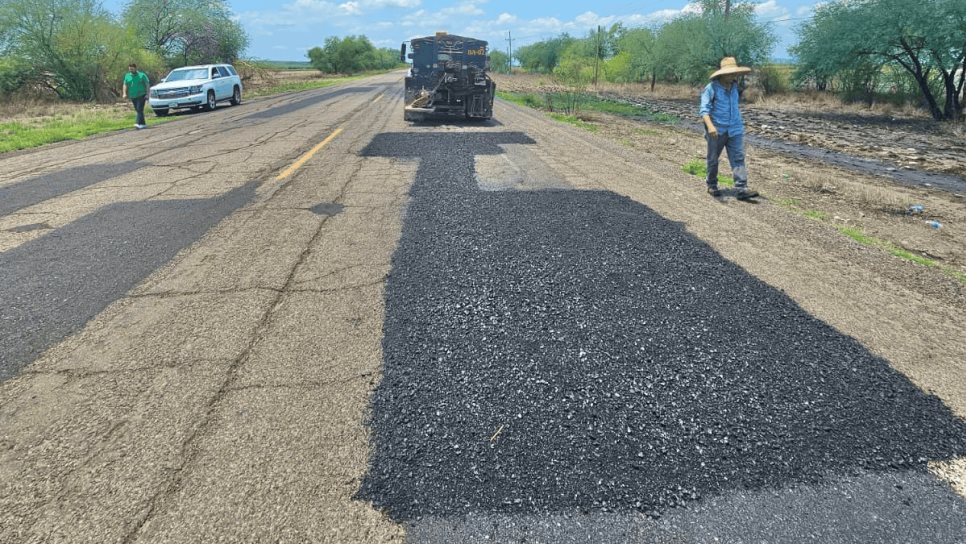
[401,32,496,122]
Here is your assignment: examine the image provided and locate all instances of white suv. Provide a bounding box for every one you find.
[149,64,243,116]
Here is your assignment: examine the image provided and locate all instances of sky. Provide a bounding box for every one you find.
[104,0,824,62]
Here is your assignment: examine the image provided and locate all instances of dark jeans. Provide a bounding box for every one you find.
[705,131,747,188]
[131,96,146,126]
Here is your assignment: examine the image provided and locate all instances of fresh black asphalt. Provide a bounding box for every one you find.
[0,182,256,381]
[0,161,143,217]
[358,132,966,533]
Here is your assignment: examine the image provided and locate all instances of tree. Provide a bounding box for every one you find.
[0,0,137,100]
[609,27,656,84]
[514,35,576,73]
[122,0,248,66]
[794,0,965,120]
[489,50,510,74]
[307,36,400,74]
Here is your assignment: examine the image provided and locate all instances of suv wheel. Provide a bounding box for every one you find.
[154,108,169,117]
[230,86,241,106]
[205,90,216,111]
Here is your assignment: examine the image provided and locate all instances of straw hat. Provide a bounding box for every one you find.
[710,57,752,80]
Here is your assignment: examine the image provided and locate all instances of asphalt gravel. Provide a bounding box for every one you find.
[0,181,256,381]
[357,131,966,524]
[0,161,143,217]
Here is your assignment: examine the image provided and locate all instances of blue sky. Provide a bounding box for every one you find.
[104,0,822,61]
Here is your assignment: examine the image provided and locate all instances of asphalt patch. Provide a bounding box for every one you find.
[357,132,966,522]
[308,202,344,216]
[0,161,143,217]
[243,87,373,120]
[0,181,257,381]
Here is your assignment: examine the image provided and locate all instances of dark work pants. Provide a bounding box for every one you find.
[131,96,146,126]
[705,131,748,188]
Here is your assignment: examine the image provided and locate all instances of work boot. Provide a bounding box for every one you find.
[707,185,721,197]
[735,187,759,200]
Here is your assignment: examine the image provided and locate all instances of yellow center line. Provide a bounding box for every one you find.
[275,127,344,181]
[372,93,385,104]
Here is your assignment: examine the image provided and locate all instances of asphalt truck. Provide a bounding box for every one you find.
[401,32,496,121]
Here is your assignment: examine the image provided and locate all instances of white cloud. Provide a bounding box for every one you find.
[340,2,362,15]
[755,0,792,25]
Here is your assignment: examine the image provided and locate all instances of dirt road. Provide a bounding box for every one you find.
[0,71,964,542]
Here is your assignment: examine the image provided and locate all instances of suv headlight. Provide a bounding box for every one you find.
[150,89,158,98]
[189,85,203,94]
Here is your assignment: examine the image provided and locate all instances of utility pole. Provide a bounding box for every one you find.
[593,25,602,87]
[506,31,513,74]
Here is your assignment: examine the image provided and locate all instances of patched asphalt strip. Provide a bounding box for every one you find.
[357,132,966,529]
[0,181,256,381]
[0,161,143,217]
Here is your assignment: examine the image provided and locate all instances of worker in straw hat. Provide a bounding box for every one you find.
[699,57,758,200]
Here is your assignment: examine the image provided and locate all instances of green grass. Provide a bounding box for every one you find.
[942,268,966,283]
[803,210,828,220]
[837,226,878,247]
[0,111,177,154]
[547,112,597,132]
[834,224,952,271]
[889,247,936,267]
[497,90,679,123]
[681,159,734,187]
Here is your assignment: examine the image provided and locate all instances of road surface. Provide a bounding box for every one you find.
[1,71,964,543]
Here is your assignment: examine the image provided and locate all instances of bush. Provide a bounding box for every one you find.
[757,64,790,95]
[0,58,34,96]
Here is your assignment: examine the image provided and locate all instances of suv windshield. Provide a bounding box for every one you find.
[165,68,209,82]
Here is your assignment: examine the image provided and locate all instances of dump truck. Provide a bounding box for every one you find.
[401,32,496,121]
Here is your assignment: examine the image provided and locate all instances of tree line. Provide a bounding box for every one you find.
[307,36,404,75]
[512,0,965,121]
[0,0,248,101]
[514,1,774,88]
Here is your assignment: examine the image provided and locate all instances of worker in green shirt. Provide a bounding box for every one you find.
[122,63,150,129]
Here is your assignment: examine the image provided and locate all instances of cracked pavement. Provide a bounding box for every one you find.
[1,71,965,543]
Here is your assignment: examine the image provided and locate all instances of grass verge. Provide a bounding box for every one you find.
[547,113,597,132]
[682,159,734,187]
[834,224,966,281]
[0,110,178,154]
[497,90,679,124]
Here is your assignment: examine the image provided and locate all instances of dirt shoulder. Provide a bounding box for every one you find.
[494,74,966,181]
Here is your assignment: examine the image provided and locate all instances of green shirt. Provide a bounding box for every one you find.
[123,71,149,98]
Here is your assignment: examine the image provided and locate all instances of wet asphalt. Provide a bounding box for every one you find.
[0,181,256,380]
[357,131,966,539]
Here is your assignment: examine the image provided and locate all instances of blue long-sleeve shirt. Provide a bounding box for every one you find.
[698,80,744,136]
